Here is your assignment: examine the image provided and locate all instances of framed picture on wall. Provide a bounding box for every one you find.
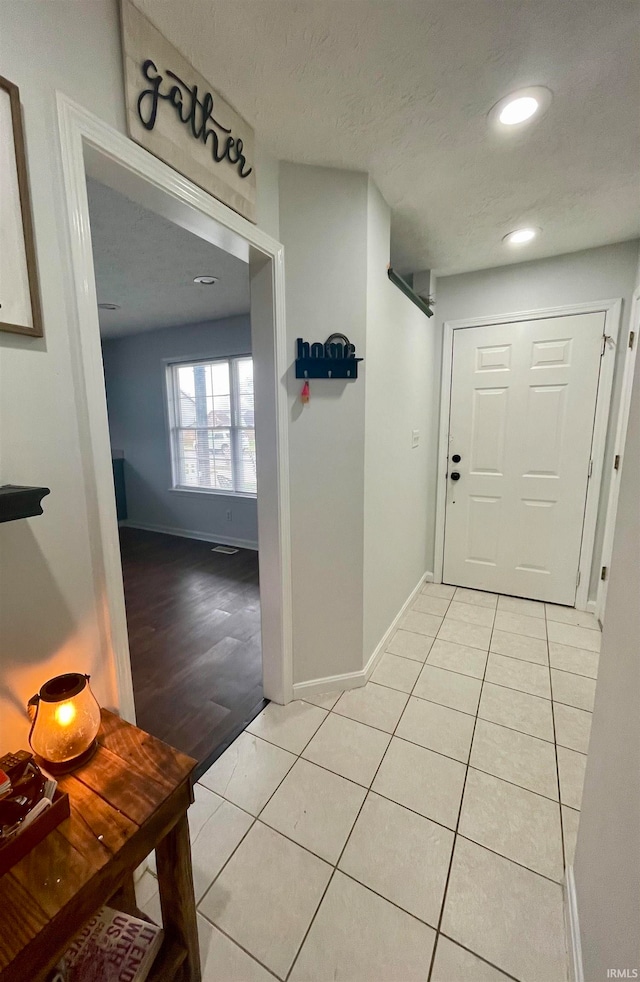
[0,74,43,337]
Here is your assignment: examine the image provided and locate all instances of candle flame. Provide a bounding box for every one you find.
[55,702,77,727]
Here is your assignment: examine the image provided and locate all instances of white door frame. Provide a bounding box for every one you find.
[56,93,293,721]
[595,287,640,622]
[433,299,622,610]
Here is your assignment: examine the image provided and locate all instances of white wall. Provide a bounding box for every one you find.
[363,181,434,660]
[279,165,438,684]
[278,163,368,684]
[434,240,639,599]
[573,334,640,981]
[0,0,280,748]
[101,316,258,548]
[0,0,126,750]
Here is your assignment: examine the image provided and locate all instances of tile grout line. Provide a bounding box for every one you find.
[437,931,522,982]
[202,693,565,822]
[197,706,352,981]
[194,587,592,979]
[283,607,430,982]
[202,724,562,829]
[546,603,568,872]
[426,594,496,982]
[200,600,566,835]
[197,708,332,918]
[197,912,282,980]
[375,653,594,704]
[285,590,460,982]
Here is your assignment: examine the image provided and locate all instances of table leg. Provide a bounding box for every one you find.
[155,814,201,982]
[110,870,138,912]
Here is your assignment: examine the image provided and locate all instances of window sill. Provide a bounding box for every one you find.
[168,486,257,500]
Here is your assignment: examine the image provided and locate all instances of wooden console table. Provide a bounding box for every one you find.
[0,710,201,982]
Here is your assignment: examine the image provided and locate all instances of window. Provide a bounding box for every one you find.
[167,356,256,495]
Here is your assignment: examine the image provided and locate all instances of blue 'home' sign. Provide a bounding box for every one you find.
[295,334,363,379]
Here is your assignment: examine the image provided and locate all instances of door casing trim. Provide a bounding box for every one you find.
[433,299,622,610]
[595,286,640,622]
[56,93,294,720]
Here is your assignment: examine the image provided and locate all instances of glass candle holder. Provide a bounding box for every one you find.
[28,673,101,772]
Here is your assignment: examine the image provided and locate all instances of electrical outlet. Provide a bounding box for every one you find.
[411,429,420,448]
[226,509,232,522]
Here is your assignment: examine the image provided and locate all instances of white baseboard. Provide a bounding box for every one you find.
[361,573,428,679]
[565,866,584,982]
[292,668,369,701]
[585,599,596,614]
[423,571,434,583]
[119,520,258,551]
[292,572,429,701]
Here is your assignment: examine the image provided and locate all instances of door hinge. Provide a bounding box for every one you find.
[630,330,636,350]
[601,566,608,581]
[588,459,593,478]
[576,570,581,587]
[614,454,621,470]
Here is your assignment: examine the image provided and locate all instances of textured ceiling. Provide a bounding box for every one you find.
[134,0,640,275]
[87,179,249,338]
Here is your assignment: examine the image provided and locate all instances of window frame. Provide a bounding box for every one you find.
[166,353,256,498]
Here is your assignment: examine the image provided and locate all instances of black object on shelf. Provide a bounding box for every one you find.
[0,485,50,523]
[387,266,434,318]
[295,334,363,379]
[112,456,128,522]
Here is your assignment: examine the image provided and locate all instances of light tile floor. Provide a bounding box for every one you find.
[137,582,601,981]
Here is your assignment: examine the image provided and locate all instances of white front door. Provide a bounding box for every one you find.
[443,312,605,604]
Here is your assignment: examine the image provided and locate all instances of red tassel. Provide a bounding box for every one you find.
[300,380,310,404]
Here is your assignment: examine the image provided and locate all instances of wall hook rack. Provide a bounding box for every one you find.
[295,334,363,380]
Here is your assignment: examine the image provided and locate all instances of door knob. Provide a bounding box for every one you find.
[450,472,461,481]
[452,454,461,463]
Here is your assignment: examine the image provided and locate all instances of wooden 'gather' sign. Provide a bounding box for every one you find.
[120,0,257,223]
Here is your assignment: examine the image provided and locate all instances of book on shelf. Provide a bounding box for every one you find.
[50,905,163,982]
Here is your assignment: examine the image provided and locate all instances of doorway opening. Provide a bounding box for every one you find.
[86,177,265,769]
[57,95,293,777]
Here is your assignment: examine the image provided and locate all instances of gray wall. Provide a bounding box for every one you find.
[363,180,435,659]
[0,0,282,748]
[279,163,369,684]
[279,164,438,685]
[101,315,258,548]
[434,240,639,598]
[574,326,640,981]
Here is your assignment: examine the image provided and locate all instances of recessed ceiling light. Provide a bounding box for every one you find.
[503,227,540,245]
[193,275,218,285]
[489,86,552,129]
[499,96,539,125]
[97,302,120,310]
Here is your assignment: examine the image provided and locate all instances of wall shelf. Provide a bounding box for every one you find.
[0,485,50,523]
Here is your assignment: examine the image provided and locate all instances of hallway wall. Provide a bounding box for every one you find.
[279,165,437,686]
[278,164,369,685]
[434,240,640,599]
[101,315,258,549]
[363,181,435,661]
[573,315,640,980]
[0,0,280,748]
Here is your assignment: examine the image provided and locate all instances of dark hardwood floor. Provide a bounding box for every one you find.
[119,527,265,777]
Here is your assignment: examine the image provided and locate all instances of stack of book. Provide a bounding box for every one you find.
[48,906,163,982]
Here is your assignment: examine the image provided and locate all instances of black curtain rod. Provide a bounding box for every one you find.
[387,266,434,318]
